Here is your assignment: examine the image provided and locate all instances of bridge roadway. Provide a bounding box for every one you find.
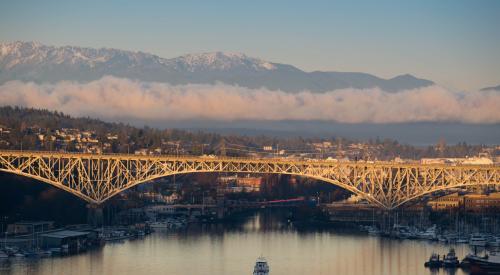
[0,150,499,209]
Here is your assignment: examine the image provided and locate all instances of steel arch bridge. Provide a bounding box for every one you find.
[0,150,499,209]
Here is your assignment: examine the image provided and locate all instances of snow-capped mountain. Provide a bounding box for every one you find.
[167,52,276,72]
[0,41,434,92]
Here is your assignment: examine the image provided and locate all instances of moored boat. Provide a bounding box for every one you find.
[438,235,448,243]
[367,226,381,236]
[147,218,186,230]
[253,257,270,275]
[469,233,487,247]
[104,231,130,242]
[463,251,500,273]
[148,221,171,229]
[0,251,8,259]
[424,252,442,268]
[419,225,438,241]
[456,237,469,244]
[443,248,460,268]
[393,225,417,239]
[487,236,500,247]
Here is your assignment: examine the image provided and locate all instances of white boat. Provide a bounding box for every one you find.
[393,225,413,239]
[170,221,185,228]
[437,235,448,242]
[148,221,171,229]
[464,251,500,272]
[406,227,419,239]
[445,234,458,243]
[456,237,469,244]
[419,225,438,240]
[487,236,500,247]
[253,257,270,275]
[470,233,487,247]
[4,247,17,256]
[148,219,186,229]
[367,226,381,236]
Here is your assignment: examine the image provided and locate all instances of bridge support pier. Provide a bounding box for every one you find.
[380,210,392,233]
[87,204,103,227]
[216,182,226,219]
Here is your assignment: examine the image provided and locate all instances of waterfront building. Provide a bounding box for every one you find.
[235,176,262,192]
[428,193,462,210]
[463,193,500,211]
[40,230,90,250]
[218,174,262,193]
[427,192,500,211]
[7,221,54,235]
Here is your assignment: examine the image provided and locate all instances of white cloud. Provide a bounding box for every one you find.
[0,76,499,124]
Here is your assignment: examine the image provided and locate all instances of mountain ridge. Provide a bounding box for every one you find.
[0,41,434,92]
[480,84,500,92]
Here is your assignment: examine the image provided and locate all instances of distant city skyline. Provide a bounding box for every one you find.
[1,0,499,91]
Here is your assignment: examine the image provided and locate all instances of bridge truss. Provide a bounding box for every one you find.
[0,150,499,209]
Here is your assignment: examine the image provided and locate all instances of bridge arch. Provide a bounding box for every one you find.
[99,170,386,207]
[0,168,385,207]
[0,168,96,203]
[2,166,497,210]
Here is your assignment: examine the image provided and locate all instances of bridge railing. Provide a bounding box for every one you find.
[0,149,498,168]
[0,149,291,162]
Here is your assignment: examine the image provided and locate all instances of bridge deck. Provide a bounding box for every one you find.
[0,149,496,169]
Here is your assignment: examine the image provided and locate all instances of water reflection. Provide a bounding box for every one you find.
[0,210,474,275]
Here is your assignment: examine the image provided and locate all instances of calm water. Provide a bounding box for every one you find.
[0,211,477,275]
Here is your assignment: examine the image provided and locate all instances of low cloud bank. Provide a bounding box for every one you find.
[0,76,499,124]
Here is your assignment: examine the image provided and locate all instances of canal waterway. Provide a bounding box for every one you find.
[0,210,480,275]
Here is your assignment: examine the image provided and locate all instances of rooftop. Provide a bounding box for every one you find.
[13,221,53,226]
[40,230,89,239]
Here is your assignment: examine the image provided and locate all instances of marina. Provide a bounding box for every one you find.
[0,210,499,275]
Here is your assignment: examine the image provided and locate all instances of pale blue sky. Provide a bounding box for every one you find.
[1,0,499,90]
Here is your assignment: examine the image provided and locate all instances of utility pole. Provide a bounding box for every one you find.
[220,139,226,157]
